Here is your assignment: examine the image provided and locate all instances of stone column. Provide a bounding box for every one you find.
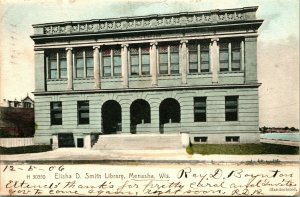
[66,47,73,90]
[121,44,129,88]
[150,42,158,86]
[210,38,219,84]
[93,46,101,89]
[241,40,245,71]
[167,45,171,75]
[180,40,188,85]
[228,42,232,71]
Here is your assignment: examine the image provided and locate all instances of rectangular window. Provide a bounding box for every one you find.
[141,47,150,75]
[194,137,208,143]
[189,44,198,73]
[59,52,67,78]
[75,51,84,78]
[200,43,210,72]
[194,97,206,122]
[48,53,57,79]
[170,45,179,74]
[130,48,139,76]
[225,136,240,142]
[219,42,229,72]
[102,49,111,77]
[231,41,241,71]
[77,138,84,147]
[50,102,62,125]
[78,101,89,124]
[225,96,238,121]
[86,50,94,77]
[113,49,121,76]
[159,46,168,74]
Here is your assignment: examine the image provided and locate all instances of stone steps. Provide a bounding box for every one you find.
[92,134,183,150]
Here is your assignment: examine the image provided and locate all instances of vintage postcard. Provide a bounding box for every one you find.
[0,0,299,196]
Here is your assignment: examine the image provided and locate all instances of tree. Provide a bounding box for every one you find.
[3,108,34,137]
[290,127,296,131]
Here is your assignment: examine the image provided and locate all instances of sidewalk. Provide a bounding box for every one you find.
[1,148,299,164]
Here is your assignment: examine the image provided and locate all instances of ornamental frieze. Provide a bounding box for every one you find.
[36,7,257,35]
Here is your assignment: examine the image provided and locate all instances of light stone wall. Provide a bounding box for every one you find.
[34,87,259,145]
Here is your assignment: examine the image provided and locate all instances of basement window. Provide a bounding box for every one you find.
[194,137,208,143]
[225,136,240,142]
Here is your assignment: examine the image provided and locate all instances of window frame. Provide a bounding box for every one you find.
[158,45,168,75]
[225,96,239,121]
[141,47,150,75]
[188,44,198,73]
[200,43,210,72]
[130,47,139,76]
[194,97,207,122]
[50,101,62,125]
[231,41,241,71]
[77,101,90,125]
[113,48,122,77]
[48,52,58,79]
[219,41,229,72]
[102,49,112,77]
[170,45,179,74]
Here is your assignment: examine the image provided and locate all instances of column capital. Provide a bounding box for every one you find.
[150,41,158,46]
[180,39,188,44]
[121,43,129,48]
[93,46,101,49]
[211,37,219,43]
[66,47,73,51]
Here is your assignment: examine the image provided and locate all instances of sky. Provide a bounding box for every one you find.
[0,0,299,128]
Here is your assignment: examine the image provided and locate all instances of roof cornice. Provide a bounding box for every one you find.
[31,6,262,38]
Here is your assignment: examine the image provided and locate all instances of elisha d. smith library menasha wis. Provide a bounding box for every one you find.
[31,6,263,149]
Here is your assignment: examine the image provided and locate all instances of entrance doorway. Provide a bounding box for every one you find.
[130,99,151,133]
[102,100,122,134]
[159,98,180,133]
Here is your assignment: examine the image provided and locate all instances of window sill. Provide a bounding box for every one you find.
[188,72,212,75]
[74,78,94,80]
[47,78,67,81]
[101,76,122,79]
[219,71,243,74]
[158,74,180,77]
[130,75,151,78]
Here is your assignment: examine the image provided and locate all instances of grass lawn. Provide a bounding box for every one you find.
[188,143,299,155]
[0,145,52,155]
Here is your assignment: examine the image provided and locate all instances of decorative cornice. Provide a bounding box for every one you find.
[32,6,261,36]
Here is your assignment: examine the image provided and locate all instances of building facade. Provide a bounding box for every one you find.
[31,7,263,148]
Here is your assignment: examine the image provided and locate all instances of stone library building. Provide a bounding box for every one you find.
[31,6,263,149]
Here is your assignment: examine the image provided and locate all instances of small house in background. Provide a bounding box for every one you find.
[21,95,34,108]
[1,94,34,108]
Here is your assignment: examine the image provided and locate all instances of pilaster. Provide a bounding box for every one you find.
[180,40,188,85]
[66,47,73,90]
[93,46,101,89]
[121,43,129,88]
[150,42,158,86]
[210,38,219,84]
[244,36,257,83]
